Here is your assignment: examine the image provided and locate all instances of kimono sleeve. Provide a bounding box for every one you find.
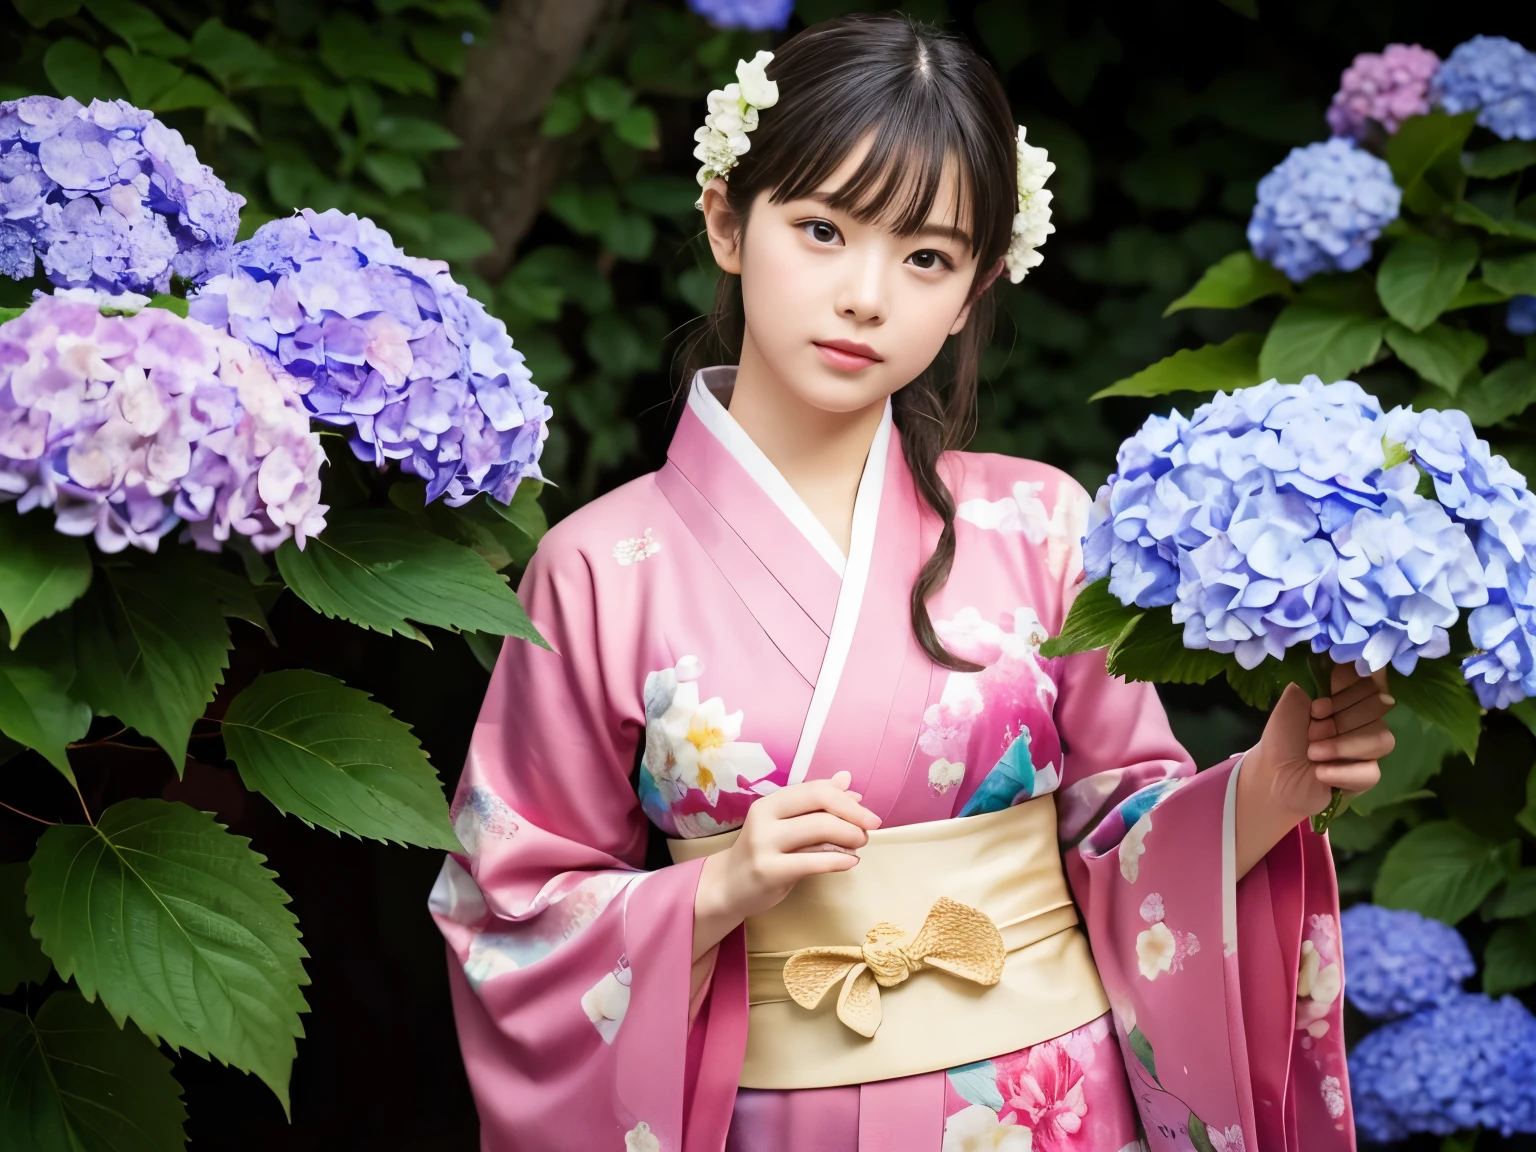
[1053,616,1354,1150]
[429,538,744,1152]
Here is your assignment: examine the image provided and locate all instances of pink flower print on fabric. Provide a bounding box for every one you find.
[581,955,632,1044]
[1135,891,1199,981]
[613,527,660,565]
[996,1044,1089,1150]
[458,872,639,990]
[451,784,519,855]
[1209,1123,1247,1152]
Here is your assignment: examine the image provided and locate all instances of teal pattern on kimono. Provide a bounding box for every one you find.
[959,729,1036,817]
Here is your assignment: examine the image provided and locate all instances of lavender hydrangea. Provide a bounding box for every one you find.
[1327,43,1441,140]
[1434,36,1536,142]
[685,0,794,31]
[190,209,548,506]
[1247,139,1401,282]
[1349,993,1536,1142]
[1508,295,1536,335]
[1340,904,1475,1020]
[0,290,326,553]
[0,96,244,293]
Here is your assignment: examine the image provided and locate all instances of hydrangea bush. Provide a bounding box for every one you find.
[1327,44,1441,141]
[1341,904,1476,1020]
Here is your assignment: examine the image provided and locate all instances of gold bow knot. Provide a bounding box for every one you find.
[779,897,1005,1038]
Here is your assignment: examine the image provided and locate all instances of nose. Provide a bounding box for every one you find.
[834,248,888,325]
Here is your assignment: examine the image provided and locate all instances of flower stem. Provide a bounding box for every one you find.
[1304,650,1346,835]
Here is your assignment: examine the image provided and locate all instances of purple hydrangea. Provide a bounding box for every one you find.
[686,0,794,31]
[0,96,244,293]
[1508,295,1536,335]
[1326,44,1441,140]
[190,209,548,506]
[1434,36,1536,142]
[1349,992,1536,1142]
[1083,376,1488,677]
[0,290,325,553]
[1340,904,1475,1021]
[1247,138,1401,282]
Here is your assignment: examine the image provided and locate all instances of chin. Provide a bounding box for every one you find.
[789,358,904,415]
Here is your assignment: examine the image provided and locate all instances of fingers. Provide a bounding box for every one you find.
[1314,761,1382,792]
[761,778,881,829]
[774,811,871,854]
[1307,721,1395,765]
[1309,689,1394,740]
[1310,672,1380,719]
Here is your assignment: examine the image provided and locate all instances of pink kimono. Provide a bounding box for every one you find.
[432,368,1354,1152]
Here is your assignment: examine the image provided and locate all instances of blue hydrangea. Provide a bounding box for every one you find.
[1349,992,1536,1142]
[189,209,549,506]
[1434,36,1536,142]
[1246,138,1401,282]
[0,96,243,293]
[686,0,794,31]
[1340,904,1475,1021]
[1508,295,1536,335]
[1082,376,1488,676]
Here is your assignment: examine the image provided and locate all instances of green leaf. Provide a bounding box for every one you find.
[1459,359,1536,426]
[0,991,187,1152]
[1374,819,1516,923]
[1494,869,1536,919]
[188,17,276,90]
[317,14,435,95]
[223,670,458,850]
[84,0,188,56]
[462,630,501,673]
[1188,1113,1217,1152]
[0,644,90,781]
[545,184,618,237]
[1127,1025,1158,1084]
[27,799,309,1111]
[416,213,492,263]
[1482,252,1536,297]
[1216,0,1257,15]
[612,105,660,151]
[601,211,656,262]
[1388,660,1482,761]
[71,558,233,770]
[361,151,425,195]
[1383,322,1487,394]
[1259,303,1386,384]
[1377,236,1481,333]
[12,0,80,27]
[0,863,50,994]
[1039,577,1142,658]
[540,91,584,138]
[1444,278,1511,312]
[582,76,633,122]
[485,479,547,563]
[409,25,468,76]
[1162,251,1291,316]
[1453,199,1536,241]
[1351,707,1453,817]
[146,292,188,317]
[1093,332,1262,400]
[1105,610,1227,685]
[0,508,91,648]
[372,114,460,152]
[1225,647,1314,710]
[44,38,112,102]
[1386,110,1476,214]
[274,510,547,645]
[1482,919,1536,995]
[1467,141,1536,180]
[104,44,183,105]
[153,75,256,136]
[625,174,702,218]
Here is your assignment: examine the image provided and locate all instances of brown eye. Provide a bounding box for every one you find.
[908,250,947,270]
[802,220,841,244]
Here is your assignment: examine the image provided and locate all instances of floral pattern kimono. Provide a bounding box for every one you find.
[432,368,1354,1152]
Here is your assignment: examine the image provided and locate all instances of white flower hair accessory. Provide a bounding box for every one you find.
[1007,125,1055,283]
[693,50,779,207]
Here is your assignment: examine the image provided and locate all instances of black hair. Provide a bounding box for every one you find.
[686,12,1018,672]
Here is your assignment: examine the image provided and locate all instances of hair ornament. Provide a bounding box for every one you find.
[1007,126,1055,283]
[693,51,779,207]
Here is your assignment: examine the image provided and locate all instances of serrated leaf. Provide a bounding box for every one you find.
[1127,1025,1158,1084]
[1224,646,1315,710]
[1258,303,1385,384]
[1374,819,1515,924]
[275,510,546,645]
[0,991,187,1152]
[0,507,92,648]
[1467,141,1536,179]
[0,863,50,994]
[1163,251,1291,316]
[27,799,309,1111]
[1482,919,1536,996]
[486,480,547,565]
[1105,610,1227,685]
[1351,707,1453,817]
[1094,332,1262,400]
[1377,236,1481,333]
[1459,359,1536,426]
[1386,111,1475,214]
[1482,252,1536,297]
[1039,577,1142,658]
[71,558,233,770]
[1388,660,1482,760]
[0,643,89,781]
[224,670,457,850]
[1494,869,1536,919]
[1383,321,1486,394]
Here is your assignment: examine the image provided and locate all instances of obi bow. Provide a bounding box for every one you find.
[779,897,1006,1038]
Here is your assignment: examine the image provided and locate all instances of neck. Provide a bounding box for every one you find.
[726,331,886,555]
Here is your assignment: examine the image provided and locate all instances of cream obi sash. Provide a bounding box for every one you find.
[667,794,1109,1089]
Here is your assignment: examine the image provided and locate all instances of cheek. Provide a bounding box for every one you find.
[739,228,817,336]
[889,279,972,360]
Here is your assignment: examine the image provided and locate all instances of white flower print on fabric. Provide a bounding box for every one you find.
[1209,1124,1247,1152]
[957,480,1051,541]
[612,528,660,566]
[581,956,633,1044]
[1138,893,1165,923]
[1119,812,1153,883]
[1297,913,1342,1035]
[451,784,518,856]
[1135,891,1200,981]
[929,758,966,794]
[428,856,488,926]
[642,655,776,804]
[625,1120,662,1152]
[1320,1075,1346,1120]
[941,1103,1034,1151]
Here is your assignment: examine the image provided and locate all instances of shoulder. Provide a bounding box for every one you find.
[521,471,674,592]
[939,450,1092,517]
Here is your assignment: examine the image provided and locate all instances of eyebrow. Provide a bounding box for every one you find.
[801,191,973,248]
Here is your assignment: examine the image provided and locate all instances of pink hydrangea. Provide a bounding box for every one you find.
[1327,44,1441,140]
[0,290,326,553]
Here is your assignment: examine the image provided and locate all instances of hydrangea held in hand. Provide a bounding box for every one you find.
[190,209,549,506]
[686,0,793,32]
[1326,44,1441,140]
[0,290,326,553]
[1247,138,1401,282]
[1434,35,1536,141]
[0,96,244,292]
[1349,992,1536,1142]
[1340,904,1475,1020]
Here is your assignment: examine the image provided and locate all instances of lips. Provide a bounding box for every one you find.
[813,340,884,371]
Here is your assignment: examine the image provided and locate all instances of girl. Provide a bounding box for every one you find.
[433,15,1391,1152]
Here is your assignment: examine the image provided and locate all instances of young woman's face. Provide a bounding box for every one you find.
[703,138,987,415]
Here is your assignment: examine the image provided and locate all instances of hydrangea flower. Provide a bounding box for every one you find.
[0,96,244,293]
[1340,904,1475,1020]
[685,0,793,31]
[1326,44,1441,140]
[190,209,548,506]
[1349,992,1536,1142]
[0,290,326,553]
[1434,36,1536,142]
[1246,138,1401,282]
[1507,295,1536,335]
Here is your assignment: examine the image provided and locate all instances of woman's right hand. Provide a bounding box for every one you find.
[691,770,880,960]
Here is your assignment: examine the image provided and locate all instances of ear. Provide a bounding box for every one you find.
[699,178,743,276]
[947,258,1007,336]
